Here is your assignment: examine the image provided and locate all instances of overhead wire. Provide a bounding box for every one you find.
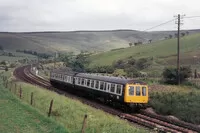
[143,19,176,31]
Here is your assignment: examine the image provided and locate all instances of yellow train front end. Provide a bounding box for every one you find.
[124,83,148,105]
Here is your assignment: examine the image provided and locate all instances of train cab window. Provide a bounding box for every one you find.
[100,81,104,90]
[91,80,95,88]
[116,84,122,94]
[129,86,134,96]
[136,86,141,96]
[110,84,115,93]
[87,79,90,87]
[142,87,146,96]
[95,81,99,89]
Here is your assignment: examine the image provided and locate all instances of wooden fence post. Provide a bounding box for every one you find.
[9,82,12,92]
[19,86,22,99]
[14,84,17,95]
[30,92,33,105]
[6,80,8,88]
[48,99,54,117]
[81,114,88,133]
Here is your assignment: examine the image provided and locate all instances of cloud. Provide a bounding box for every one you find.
[0,0,200,32]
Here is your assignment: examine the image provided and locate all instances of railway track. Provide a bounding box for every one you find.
[14,65,200,133]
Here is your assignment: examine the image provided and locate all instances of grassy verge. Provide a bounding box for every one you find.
[149,85,200,124]
[12,82,147,133]
[0,73,67,133]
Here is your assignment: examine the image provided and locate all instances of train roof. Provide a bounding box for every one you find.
[51,69,146,85]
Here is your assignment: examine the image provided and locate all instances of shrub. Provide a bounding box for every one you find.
[124,67,140,78]
[162,66,192,84]
[136,58,152,70]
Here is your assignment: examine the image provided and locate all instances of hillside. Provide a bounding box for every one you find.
[89,33,200,71]
[1,30,199,54]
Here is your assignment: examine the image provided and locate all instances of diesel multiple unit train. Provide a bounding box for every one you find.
[50,69,149,110]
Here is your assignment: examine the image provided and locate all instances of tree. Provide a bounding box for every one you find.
[169,34,173,39]
[162,66,192,84]
[181,32,185,37]
[134,42,138,46]
[129,42,133,47]
[148,39,152,43]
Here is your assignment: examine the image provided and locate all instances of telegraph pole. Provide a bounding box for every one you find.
[175,14,184,85]
[177,14,180,85]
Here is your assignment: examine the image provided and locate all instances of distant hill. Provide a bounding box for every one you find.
[0,29,200,54]
[89,33,200,70]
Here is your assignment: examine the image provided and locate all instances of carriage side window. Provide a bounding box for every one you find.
[87,79,90,87]
[91,80,95,88]
[81,78,85,85]
[78,78,81,85]
[68,76,70,82]
[110,84,115,93]
[84,79,87,86]
[95,81,99,89]
[76,77,79,84]
[71,77,73,83]
[107,83,111,92]
[136,86,141,96]
[142,87,146,96]
[100,81,104,90]
[116,84,122,94]
[129,86,134,96]
[104,82,107,91]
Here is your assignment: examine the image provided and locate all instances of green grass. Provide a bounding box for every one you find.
[149,85,200,124]
[14,82,147,133]
[0,76,67,133]
[89,33,200,67]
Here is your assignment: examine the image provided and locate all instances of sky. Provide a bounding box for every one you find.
[0,0,200,32]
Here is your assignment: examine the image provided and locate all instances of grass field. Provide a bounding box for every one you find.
[148,85,200,125]
[89,33,200,69]
[12,82,147,133]
[0,72,67,133]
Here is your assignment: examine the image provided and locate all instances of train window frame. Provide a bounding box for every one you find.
[81,78,85,85]
[71,77,73,83]
[103,82,107,91]
[84,79,87,86]
[116,84,122,95]
[91,80,95,88]
[87,79,90,87]
[95,81,99,89]
[78,78,81,85]
[107,83,111,92]
[129,86,134,96]
[110,83,115,93]
[100,81,104,90]
[142,87,146,96]
[136,86,141,96]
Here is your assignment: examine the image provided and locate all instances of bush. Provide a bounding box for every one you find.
[87,66,115,74]
[136,58,152,70]
[124,67,140,78]
[112,59,126,69]
[162,66,192,84]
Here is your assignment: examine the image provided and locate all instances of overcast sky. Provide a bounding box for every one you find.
[0,0,200,32]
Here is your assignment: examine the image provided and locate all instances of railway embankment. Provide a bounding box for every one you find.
[0,71,68,133]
